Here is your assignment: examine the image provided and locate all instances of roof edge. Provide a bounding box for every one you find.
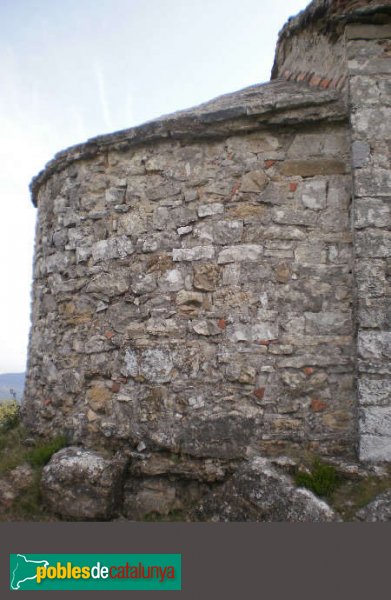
[277,0,391,36]
[30,81,346,206]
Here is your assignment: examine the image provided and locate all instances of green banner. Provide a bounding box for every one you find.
[10,554,181,591]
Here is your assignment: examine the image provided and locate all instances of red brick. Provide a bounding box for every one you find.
[304,367,315,376]
[105,330,115,339]
[265,160,276,169]
[112,382,121,393]
[311,398,327,412]
[309,74,322,87]
[320,78,331,89]
[218,319,226,330]
[254,388,265,400]
[289,182,298,192]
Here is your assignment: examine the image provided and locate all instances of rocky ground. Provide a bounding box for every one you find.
[2,431,391,522]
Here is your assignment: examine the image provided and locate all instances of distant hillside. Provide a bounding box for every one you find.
[0,373,25,402]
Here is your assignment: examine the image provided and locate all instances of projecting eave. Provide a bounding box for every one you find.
[30,79,347,206]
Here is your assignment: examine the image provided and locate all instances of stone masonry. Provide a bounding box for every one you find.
[272,0,391,460]
[22,0,391,519]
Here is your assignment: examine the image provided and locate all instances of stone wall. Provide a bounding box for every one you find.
[24,113,355,461]
[346,21,391,460]
[22,0,391,522]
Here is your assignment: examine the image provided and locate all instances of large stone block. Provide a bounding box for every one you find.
[360,406,391,437]
[358,378,391,407]
[358,297,391,329]
[358,332,391,361]
[356,230,391,258]
[359,435,391,462]
[355,198,391,229]
[304,311,352,335]
[192,457,338,522]
[346,24,391,41]
[41,447,126,520]
[173,246,215,261]
[123,348,174,383]
[352,140,371,168]
[92,236,134,263]
[356,490,391,522]
[355,260,387,298]
[355,168,391,197]
[217,244,263,264]
[280,159,346,177]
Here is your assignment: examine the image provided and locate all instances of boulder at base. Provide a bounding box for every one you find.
[41,446,126,520]
[355,490,391,522]
[191,456,338,522]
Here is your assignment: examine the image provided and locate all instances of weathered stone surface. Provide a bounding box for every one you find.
[356,490,391,522]
[129,453,227,482]
[123,348,174,383]
[360,406,391,437]
[23,0,391,520]
[355,168,391,197]
[280,160,346,177]
[86,271,129,296]
[86,385,112,412]
[359,436,391,462]
[217,244,263,264]
[301,180,327,210]
[227,322,278,342]
[131,273,157,295]
[158,268,184,292]
[41,447,126,520]
[358,297,391,329]
[347,7,391,460]
[123,477,204,520]
[241,170,268,193]
[352,141,370,168]
[346,24,391,41]
[213,220,243,245]
[192,320,222,336]
[358,378,391,407]
[0,464,35,510]
[304,311,352,335]
[92,236,134,263]
[356,230,391,258]
[355,198,391,229]
[173,246,215,262]
[192,457,337,522]
[355,260,387,298]
[193,263,219,291]
[197,203,224,217]
[358,332,391,361]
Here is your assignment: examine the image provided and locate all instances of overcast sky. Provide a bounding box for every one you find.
[0,0,309,374]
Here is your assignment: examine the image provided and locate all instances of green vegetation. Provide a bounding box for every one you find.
[0,424,67,475]
[295,458,341,498]
[331,474,391,521]
[27,435,68,468]
[0,406,67,520]
[293,453,391,520]
[0,400,20,433]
